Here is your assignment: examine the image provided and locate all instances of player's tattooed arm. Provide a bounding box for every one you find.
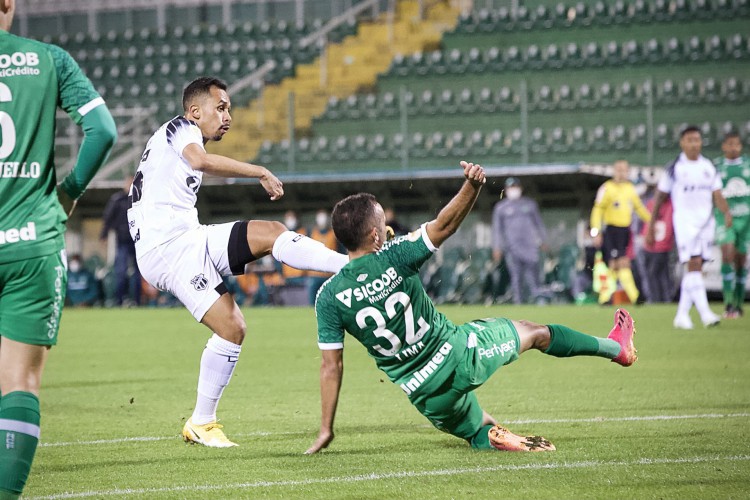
[181,144,284,200]
[426,160,486,248]
[305,348,343,454]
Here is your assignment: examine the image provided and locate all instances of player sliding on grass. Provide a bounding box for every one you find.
[306,161,637,454]
[127,76,348,448]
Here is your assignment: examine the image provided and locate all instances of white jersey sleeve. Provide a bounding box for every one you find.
[657,158,677,194]
[166,117,205,159]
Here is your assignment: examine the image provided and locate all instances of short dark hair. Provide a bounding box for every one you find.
[332,193,379,251]
[680,125,701,138]
[723,130,741,142]
[182,76,227,111]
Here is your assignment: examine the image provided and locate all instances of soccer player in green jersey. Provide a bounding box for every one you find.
[715,132,750,318]
[306,161,637,454]
[0,1,117,497]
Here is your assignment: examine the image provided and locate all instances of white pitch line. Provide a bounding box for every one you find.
[28,454,750,500]
[38,412,750,448]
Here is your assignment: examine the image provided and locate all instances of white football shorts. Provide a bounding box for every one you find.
[674,221,715,264]
[137,221,248,321]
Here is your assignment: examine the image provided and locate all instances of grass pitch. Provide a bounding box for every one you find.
[26,304,750,499]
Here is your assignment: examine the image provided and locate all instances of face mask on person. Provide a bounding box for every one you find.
[284,216,298,230]
[69,261,81,273]
[315,213,328,230]
[505,187,522,200]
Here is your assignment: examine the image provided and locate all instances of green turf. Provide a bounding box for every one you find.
[25,304,750,499]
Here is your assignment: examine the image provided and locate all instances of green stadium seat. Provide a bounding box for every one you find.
[426,50,447,75]
[516,5,534,30]
[583,41,605,67]
[610,125,629,151]
[557,84,575,110]
[700,122,715,148]
[619,80,640,107]
[447,131,467,156]
[312,136,332,162]
[652,0,671,21]
[343,95,361,119]
[673,0,692,20]
[572,2,592,26]
[494,7,513,32]
[549,127,569,153]
[665,37,683,63]
[630,123,647,150]
[721,77,740,102]
[447,49,466,74]
[552,2,571,27]
[388,133,405,160]
[562,42,581,68]
[332,135,350,161]
[402,90,417,116]
[658,79,679,104]
[457,88,475,113]
[622,40,642,65]
[703,77,720,103]
[533,5,554,29]
[467,130,487,156]
[496,86,517,112]
[631,0,651,22]
[682,78,700,103]
[571,126,587,152]
[589,125,608,151]
[351,135,369,161]
[706,35,725,60]
[507,129,524,155]
[485,46,504,72]
[644,38,663,63]
[257,140,274,164]
[577,83,596,108]
[604,41,621,65]
[609,0,630,24]
[438,89,457,114]
[686,36,706,62]
[598,82,616,107]
[378,92,398,118]
[418,89,437,115]
[727,34,748,60]
[411,52,429,76]
[526,44,543,70]
[529,127,548,154]
[466,48,484,73]
[361,94,378,120]
[592,0,612,24]
[534,85,555,111]
[655,123,672,149]
[486,129,507,156]
[504,46,523,71]
[296,138,313,163]
[321,96,341,120]
[476,87,497,113]
[409,132,427,158]
[691,0,715,20]
[389,53,410,77]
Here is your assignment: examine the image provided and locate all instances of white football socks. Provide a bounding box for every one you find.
[272,230,348,273]
[191,334,242,425]
[676,273,694,318]
[685,271,714,321]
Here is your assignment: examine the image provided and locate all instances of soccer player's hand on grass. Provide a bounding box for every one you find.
[260,170,284,200]
[461,160,486,187]
[304,429,334,455]
[56,186,78,218]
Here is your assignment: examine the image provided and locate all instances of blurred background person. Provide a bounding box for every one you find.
[714,131,750,318]
[66,254,100,307]
[100,175,140,306]
[491,177,547,304]
[639,185,675,303]
[384,206,410,236]
[306,209,338,304]
[590,160,651,305]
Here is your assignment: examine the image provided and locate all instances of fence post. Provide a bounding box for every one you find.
[520,79,529,164]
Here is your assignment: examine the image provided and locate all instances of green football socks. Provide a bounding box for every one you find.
[0,392,41,499]
[469,424,494,450]
[544,324,620,360]
[721,263,735,307]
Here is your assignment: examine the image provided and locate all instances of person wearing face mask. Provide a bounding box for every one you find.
[491,177,548,304]
[66,255,100,307]
[590,160,652,305]
[306,209,340,304]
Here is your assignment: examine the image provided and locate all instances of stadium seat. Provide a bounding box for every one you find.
[563,43,582,68]
[644,38,663,63]
[389,53,410,77]
[691,0,715,19]
[296,138,313,163]
[427,50,448,75]
[504,46,523,71]
[549,126,569,153]
[411,52,429,76]
[496,86,517,112]
[603,41,621,65]
[572,2,592,26]
[457,88,475,114]
[344,95,361,119]
[447,48,466,74]
[655,123,673,149]
[621,40,642,65]
[631,0,652,22]
[558,84,575,110]
[367,134,389,160]
[466,47,485,73]
[630,123,647,150]
[610,125,629,151]
[332,135,350,161]
[577,83,597,108]
[589,125,608,151]
[402,90,417,116]
[486,129,507,156]
[583,41,605,67]
[598,82,616,107]
[703,77,720,103]
[438,89,458,114]
[418,89,437,115]
[481,46,502,73]
[476,87,497,113]
[534,85,555,111]
[312,136,332,162]
[507,129,524,155]
[700,122,715,148]
[722,77,741,102]
[658,79,679,105]
[727,33,748,59]
[552,2,571,27]
[515,5,534,30]
[409,132,427,158]
[681,78,700,103]
[257,140,274,164]
[361,94,378,120]
[619,80,640,107]
[652,0,671,21]
[447,131,468,156]
[388,133,405,161]
[664,37,683,63]
[609,0,630,24]
[467,130,488,156]
[526,44,544,70]
[529,127,548,154]
[378,92,398,119]
[533,4,554,29]
[322,96,342,120]
[570,126,587,152]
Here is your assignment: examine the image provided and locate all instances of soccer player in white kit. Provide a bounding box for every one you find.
[127,77,348,447]
[646,126,732,329]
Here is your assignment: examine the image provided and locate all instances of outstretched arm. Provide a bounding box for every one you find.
[181,144,284,200]
[713,190,732,228]
[305,348,344,454]
[425,160,486,248]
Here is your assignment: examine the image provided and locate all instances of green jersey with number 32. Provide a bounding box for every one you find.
[315,225,461,400]
[0,30,103,264]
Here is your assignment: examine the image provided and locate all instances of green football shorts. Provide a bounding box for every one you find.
[0,250,67,346]
[716,214,750,253]
[412,318,521,440]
